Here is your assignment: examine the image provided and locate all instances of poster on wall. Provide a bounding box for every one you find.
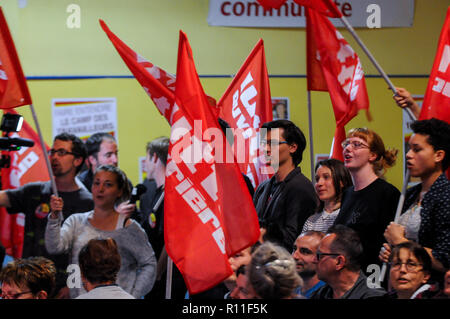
[51,98,118,141]
[138,156,146,183]
[315,153,330,169]
[208,0,415,28]
[402,94,423,187]
[271,97,289,120]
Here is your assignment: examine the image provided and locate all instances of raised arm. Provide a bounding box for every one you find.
[45,195,75,255]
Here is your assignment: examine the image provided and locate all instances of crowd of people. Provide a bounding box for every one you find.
[0,90,449,300]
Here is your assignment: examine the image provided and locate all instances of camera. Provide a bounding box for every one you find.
[0,113,35,168]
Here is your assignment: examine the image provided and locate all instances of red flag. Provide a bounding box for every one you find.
[0,7,32,109]
[257,0,342,18]
[0,109,50,258]
[306,8,370,161]
[163,31,260,294]
[100,19,219,120]
[100,20,176,120]
[306,10,328,92]
[419,6,450,123]
[218,39,273,189]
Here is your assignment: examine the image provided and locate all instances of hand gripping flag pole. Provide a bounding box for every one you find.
[29,104,58,197]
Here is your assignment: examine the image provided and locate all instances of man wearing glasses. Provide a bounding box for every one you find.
[253,119,318,252]
[311,225,386,299]
[0,132,94,298]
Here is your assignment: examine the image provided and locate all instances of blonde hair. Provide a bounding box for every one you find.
[347,127,398,177]
[248,242,302,299]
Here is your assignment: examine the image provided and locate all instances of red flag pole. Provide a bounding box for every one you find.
[29,104,58,197]
[338,16,417,122]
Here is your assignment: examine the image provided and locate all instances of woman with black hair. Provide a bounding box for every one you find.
[382,118,450,274]
[302,159,352,234]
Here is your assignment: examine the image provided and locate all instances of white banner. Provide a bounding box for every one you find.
[51,97,118,141]
[208,0,415,28]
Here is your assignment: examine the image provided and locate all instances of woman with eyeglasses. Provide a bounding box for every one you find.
[0,257,56,299]
[381,119,450,283]
[332,128,400,271]
[301,159,352,234]
[45,165,157,299]
[388,241,440,299]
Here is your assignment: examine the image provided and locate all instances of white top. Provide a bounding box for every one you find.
[301,209,340,234]
[76,284,135,299]
[45,211,157,299]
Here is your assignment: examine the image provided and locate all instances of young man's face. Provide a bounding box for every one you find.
[292,234,321,278]
[89,139,118,171]
[261,128,297,172]
[144,152,157,180]
[49,139,81,178]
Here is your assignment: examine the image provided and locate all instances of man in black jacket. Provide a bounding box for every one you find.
[253,120,317,252]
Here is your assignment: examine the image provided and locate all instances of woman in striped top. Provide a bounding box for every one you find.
[301,159,352,234]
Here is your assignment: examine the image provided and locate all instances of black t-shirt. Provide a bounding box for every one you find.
[333,178,400,270]
[6,182,94,290]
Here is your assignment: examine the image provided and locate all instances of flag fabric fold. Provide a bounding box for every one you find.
[420,6,450,123]
[0,7,32,109]
[100,19,219,120]
[218,39,273,189]
[306,8,370,161]
[100,19,176,120]
[0,109,50,258]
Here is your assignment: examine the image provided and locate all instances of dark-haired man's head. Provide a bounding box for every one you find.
[78,238,121,288]
[85,132,118,172]
[260,120,306,173]
[51,133,87,175]
[315,225,363,283]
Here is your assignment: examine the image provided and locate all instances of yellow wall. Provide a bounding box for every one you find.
[1,0,448,187]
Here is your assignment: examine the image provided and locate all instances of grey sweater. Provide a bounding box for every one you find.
[45,211,156,299]
[76,284,135,299]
